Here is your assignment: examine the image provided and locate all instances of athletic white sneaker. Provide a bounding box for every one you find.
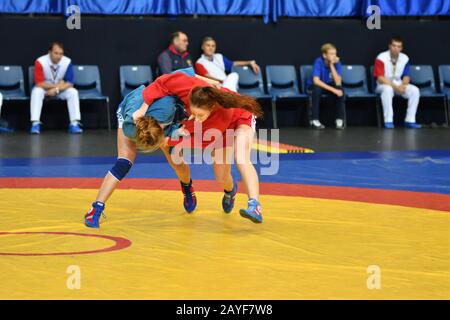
[311,120,325,129]
[336,119,344,130]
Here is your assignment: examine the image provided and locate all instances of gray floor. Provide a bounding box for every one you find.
[1,127,449,158]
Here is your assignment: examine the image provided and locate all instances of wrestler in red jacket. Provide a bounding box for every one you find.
[134,71,263,223]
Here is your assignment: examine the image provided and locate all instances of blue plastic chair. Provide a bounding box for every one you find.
[73,65,111,130]
[438,65,450,124]
[266,65,306,99]
[266,65,307,128]
[369,65,376,93]
[409,65,444,97]
[119,65,153,98]
[342,65,380,127]
[231,65,272,127]
[438,65,450,98]
[409,65,447,125]
[232,65,270,99]
[0,65,28,100]
[28,66,35,93]
[299,65,313,95]
[342,65,374,98]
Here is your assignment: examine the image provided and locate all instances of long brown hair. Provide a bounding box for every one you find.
[135,117,165,152]
[189,86,263,118]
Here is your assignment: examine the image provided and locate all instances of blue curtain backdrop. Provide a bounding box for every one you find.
[0,0,449,22]
[273,0,362,20]
[63,0,196,15]
[0,0,62,14]
[363,0,450,16]
[63,0,271,22]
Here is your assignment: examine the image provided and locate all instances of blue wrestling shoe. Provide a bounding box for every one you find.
[84,201,106,228]
[404,122,421,129]
[0,126,13,133]
[180,180,197,213]
[384,122,395,129]
[68,122,83,134]
[239,198,263,223]
[30,123,40,134]
[222,181,237,214]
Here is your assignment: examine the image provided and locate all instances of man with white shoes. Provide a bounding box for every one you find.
[30,41,82,134]
[308,43,346,130]
[374,37,421,129]
[194,36,261,92]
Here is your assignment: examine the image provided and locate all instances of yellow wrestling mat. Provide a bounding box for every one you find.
[0,189,448,300]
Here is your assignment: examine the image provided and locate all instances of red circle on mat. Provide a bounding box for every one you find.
[0,232,132,256]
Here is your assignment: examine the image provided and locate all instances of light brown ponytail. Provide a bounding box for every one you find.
[189,86,263,118]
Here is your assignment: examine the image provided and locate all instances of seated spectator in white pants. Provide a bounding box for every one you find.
[194,36,261,92]
[30,41,82,134]
[374,37,421,129]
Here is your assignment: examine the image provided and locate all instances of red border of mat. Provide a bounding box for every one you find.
[1,177,449,212]
[0,232,132,256]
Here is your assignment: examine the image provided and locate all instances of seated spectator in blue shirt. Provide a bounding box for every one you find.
[307,43,345,130]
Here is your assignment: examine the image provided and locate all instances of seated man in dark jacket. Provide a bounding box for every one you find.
[157,31,193,75]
